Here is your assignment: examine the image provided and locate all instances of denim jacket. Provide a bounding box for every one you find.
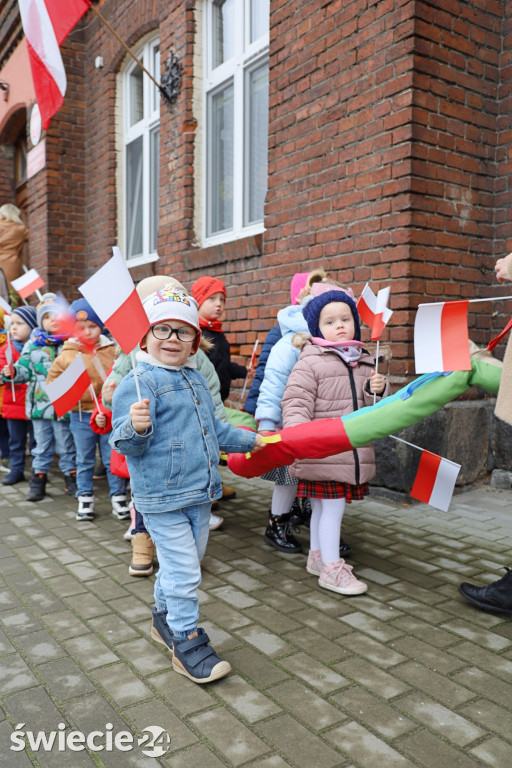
[110,356,257,513]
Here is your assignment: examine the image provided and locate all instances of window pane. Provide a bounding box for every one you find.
[129,63,144,126]
[250,0,269,42]
[150,126,160,252]
[245,62,268,225]
[212,0,235,68]
[126,136,143,258]
[209,84,234,234]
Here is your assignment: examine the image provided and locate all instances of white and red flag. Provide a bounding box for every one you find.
[46,353,91,418]
[410,450,461,512]
[78,247,149,354]
[414,300,471,374]
[357,284,393,340]
[0,297,11,315]
[10,269,45,299]
[18,0,91,130]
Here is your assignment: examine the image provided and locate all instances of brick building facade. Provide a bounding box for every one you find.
[1,1,511,430]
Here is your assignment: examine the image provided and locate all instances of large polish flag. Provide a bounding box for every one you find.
[410,450,461,512]
[357,284,393,340]
[414,300,471,373]
[46,353,91,418]
[18,0,91,130]
[78,247,149,354]
[10,269,45,299]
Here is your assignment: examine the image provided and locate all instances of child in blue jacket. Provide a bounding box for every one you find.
[110,287,263,684]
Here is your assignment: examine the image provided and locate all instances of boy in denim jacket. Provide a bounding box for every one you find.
[110,288,263,684]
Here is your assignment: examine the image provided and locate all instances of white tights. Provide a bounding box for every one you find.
[309,497,346,563]
[271,484,298,517]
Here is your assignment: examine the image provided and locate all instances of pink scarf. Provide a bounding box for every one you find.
[311,337,363,367]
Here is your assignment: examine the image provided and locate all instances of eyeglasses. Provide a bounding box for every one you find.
[150,323,198,343]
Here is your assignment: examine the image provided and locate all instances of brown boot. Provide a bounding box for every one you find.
[129,533,155,577]
[221,484,236,500]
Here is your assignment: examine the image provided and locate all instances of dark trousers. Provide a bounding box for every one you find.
[6,418,34,472]
[0,416,9,459]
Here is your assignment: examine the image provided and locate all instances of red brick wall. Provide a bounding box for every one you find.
[264,0,506,384]
[4,0,511,389]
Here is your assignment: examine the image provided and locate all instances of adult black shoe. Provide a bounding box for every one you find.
[459,567,512,617]
[2,469,25,485]
[26,472,47,501]
[264,511,302,553]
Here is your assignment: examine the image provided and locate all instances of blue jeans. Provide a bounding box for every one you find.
[6,419,34,473]
[32,419,76,475]
[142,503,210,639]
[69,411,126,497]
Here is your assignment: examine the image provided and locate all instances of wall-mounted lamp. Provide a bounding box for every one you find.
[0,80,9,102]
[94,56,104,69]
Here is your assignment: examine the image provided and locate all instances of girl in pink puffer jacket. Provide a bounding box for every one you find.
[282,287,390,597]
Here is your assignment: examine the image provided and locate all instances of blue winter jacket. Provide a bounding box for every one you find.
[254,304,308,431]
[110,358,257,513]
[244,324,282,415]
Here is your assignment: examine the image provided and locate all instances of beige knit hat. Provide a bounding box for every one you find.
[135,275,187,301]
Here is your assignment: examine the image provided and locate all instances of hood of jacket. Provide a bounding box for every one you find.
[277,304,308,337]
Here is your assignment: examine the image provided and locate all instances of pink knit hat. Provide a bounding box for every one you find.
[290,272,309,305]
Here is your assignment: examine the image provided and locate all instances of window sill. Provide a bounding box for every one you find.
[183,233,263,271]
[126,252,159,269]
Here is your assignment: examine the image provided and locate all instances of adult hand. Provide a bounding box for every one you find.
[495,253,512,283]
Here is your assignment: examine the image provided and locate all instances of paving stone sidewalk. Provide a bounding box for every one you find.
[1,466,512,768]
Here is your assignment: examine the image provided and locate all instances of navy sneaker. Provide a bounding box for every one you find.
[172,628,231,684]
[150,607,174,650]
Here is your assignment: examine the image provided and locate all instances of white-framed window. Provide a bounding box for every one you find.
[203,0,269,244]
[122,36,160,264]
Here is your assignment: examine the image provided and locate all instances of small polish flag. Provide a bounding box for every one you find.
[357,284,393,340]
[0,296,11,314]
[414,300,471,374]
[78,247,149,354]
[46,353,91,418]
[410,450,461,512]
[11,269,45,299]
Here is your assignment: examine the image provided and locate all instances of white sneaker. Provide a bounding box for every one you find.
[111,494,131,520]
[209,512,224,531]
[76,494,95,521]
[124,524,135,540]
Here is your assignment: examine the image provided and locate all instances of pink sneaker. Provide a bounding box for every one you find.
[306,549,322,576]
[318,559,367,596]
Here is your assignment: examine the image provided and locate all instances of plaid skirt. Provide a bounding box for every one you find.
[261,465,298,485]
[297,480,369,502]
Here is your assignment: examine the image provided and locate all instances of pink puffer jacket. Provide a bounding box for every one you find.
[282,339,390,484]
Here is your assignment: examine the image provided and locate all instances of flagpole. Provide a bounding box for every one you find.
[240,338,259,401]
[130,351,142,402]
[420,296,512,307]
[373,339,380,406]
[390,434,460,469]
[89,385,102,414]
[89,5,164,97]
[6,329,15,402]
